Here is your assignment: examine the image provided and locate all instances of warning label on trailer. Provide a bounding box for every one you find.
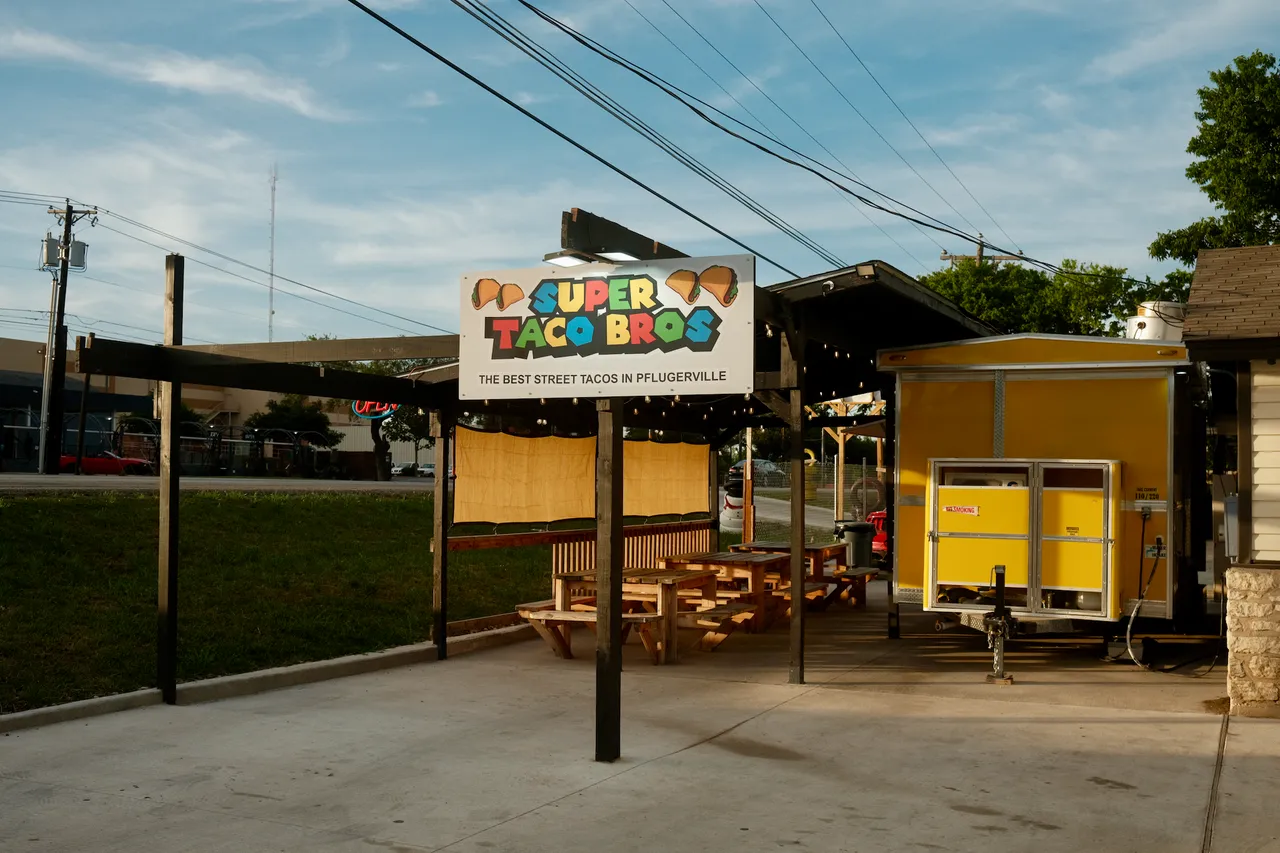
[943,505,980,516]
[1066,526,1080,536]
[1135,487,1161,501]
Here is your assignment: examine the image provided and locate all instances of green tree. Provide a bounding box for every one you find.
[920,259,1191,336]
[243,395,344,447]
[381,405,434,463]
[124,401,209,438]
[1149,50,1280,265]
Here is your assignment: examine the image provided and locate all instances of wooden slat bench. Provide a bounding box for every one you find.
[676,602,757,652]
[519,609,665,664]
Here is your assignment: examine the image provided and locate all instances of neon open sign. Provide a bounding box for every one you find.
[352,400,399,420]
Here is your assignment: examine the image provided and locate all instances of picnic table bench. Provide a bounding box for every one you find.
[533,567,721,664]
[519,608,665,664]
[658,551,790,631]
[730,540,878,608]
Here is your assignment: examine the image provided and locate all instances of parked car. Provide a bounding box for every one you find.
[725,458,785,488]
[719,475,745,533]
[60,450,153,475]
[391,462,419,477]
[417,463,435,477]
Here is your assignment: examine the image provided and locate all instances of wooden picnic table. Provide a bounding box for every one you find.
[553,567,719,664]
[658,551,790,631]
[728,540,876,608]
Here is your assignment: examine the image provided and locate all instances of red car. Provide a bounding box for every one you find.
[868,510,888,564]
[60,451,154,475]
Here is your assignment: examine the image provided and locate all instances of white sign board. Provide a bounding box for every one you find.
[459,254,755,400]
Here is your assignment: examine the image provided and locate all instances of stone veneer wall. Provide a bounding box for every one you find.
[1227,566,1280,717]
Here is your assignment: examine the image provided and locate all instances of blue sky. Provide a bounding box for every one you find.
[0,0,1275,346]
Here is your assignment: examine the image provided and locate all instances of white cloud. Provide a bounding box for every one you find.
[1087,0,1280,79]
[0,28,346,121]
[408,90,443,108]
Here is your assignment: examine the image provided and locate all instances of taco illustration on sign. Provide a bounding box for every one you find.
[497,283,525,311]
[664,269,700,305]
[699,265,738,307]
[471,277,501,310]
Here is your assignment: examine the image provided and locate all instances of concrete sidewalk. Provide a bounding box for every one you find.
[1,587,1275,853]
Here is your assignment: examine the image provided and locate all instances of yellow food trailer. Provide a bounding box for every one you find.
[877,334,1191,628]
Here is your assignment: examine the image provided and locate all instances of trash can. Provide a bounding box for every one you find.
[835,520,876,569]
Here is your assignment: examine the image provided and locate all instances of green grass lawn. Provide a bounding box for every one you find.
[0,492,550,713]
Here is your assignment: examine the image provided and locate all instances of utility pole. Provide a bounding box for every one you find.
[940,232,1022,267]
[38,200,96,474]
[268,164,278,342]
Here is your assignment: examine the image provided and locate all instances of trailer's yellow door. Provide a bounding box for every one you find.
[928,462,1032,605]
[1039,464,1108,614]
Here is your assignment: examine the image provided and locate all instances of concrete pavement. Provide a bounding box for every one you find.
[1,587,1270,853]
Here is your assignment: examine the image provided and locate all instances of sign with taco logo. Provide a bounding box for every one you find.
[459,255,754,400]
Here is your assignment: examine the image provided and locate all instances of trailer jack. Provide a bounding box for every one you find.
[983,565,1015,685]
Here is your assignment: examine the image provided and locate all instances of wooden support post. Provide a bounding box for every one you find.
[883,382,900,639]
[789,388,806,684]
[431,409,454,659]
[75,337,93,474]
[835,428,846,521]
[708,442,720,552]
[783,324,805,684]
[595,398,624,762]
[157,254,183,704]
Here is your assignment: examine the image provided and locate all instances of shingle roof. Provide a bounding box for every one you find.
[1184,245,1280,341]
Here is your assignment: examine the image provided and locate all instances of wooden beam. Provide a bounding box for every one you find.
[595,398,624,762]
[158,255,183,705]
[178,334,459,363]
[77,337,451,407]
[432,409,454,659]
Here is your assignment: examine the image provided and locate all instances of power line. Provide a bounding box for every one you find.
[454,0,844,269]
[749,0,982,237]
[0,306,220,344]
[91,221,427,336]
[620,0,775,137]
[91,210,456,335]
[513,5,1140,291]
[648,0,945,258]
[522,3,972,244]
[806,0,1023,253]
[1,189,438,337]
[618,0,930,272]
[342,0,804,279]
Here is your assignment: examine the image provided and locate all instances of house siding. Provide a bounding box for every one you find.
[1253,362,1280,561]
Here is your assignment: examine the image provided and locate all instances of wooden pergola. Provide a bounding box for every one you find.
[77,252,990,762]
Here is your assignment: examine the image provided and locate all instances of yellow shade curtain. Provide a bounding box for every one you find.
[453,428,594,523]
[453,427,710,524]
[623,440,709,516]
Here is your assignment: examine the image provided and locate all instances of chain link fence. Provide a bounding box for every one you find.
[743,461,887,545]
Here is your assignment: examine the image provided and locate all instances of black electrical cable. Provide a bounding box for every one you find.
[453,0,844,269]
[521,2,974,245]
[619,0,931,270]
[92,221,427,337]
[750,0,982,236]
[92,213,456,335]
[341,0,802,279]
[649,0,947,256]
[517,5,1177,292]
[806,0,1023,253]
